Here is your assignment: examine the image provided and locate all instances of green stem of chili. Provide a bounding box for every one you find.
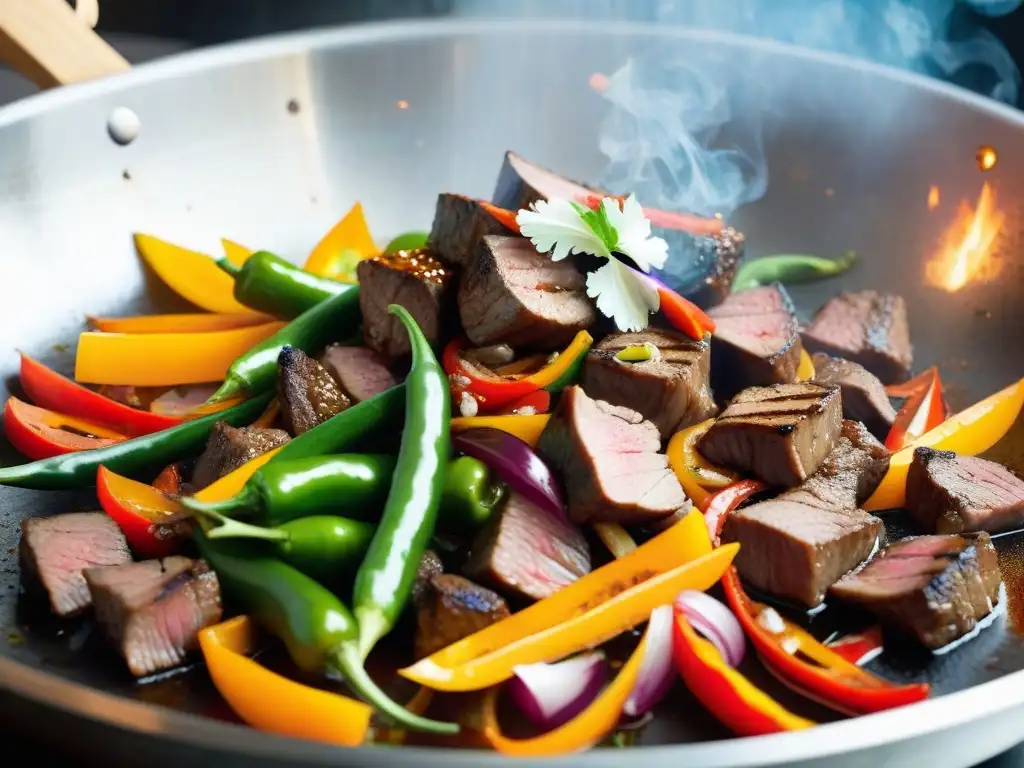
[731,251,857,292]
[215,257,242,278]
[352,305,450,662]
[196,507,290,542]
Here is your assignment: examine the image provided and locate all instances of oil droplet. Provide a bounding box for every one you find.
[928,185,940,210]
[977,145,997,172]
[107,106,140,146]
[396,100,410,110]
[825,188,835,197]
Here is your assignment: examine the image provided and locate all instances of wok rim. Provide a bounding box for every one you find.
[1,16,1023,766]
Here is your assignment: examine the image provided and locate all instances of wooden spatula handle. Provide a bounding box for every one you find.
[0,0,129,89]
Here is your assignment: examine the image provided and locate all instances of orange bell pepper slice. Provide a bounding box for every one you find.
[796,349,815,382]
[221,238,254,267]
[304,203,377,279]
[200,616,371,746]
[88,313,270,334]
[478,201,522,234]
[134,234,257,315]
[4,397,127,460]
[864,377,1024,511]
[74,322,285,386]
[450,415,550,448]
[666,418,740,508]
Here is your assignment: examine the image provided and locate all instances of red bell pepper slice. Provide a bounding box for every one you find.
[19,353,182,436]
[151,463,185,495]
[4,397,128,460]
[496,389,551,416]
[652,281,716,340]
[701,479,767,544]
[826,626,885,666]
[478,201,521,234]
[97,466,190,557]
[885,367,946,451]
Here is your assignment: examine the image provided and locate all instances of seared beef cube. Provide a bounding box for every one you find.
[191,422,291,490]
[723,500,882,608]
[698,382,843,487]
[277,346,349,436]
[492,150,605,211]
[465,492,591,601]
[429,193,516,269]
[20,513,131,617]
[84,557,222,676]
[320,345,399,403]
[811,353,896,440]
[537,386,690,525]
[906,447,1024,534]
[682,226,747,309]
[357,248,455,361]
[802,290,912,384]
[413,574,510,659]
[458,236,596,350]
[707,284,803,399]
[829,533,1002,648]
[413,549,445,605]
[788,420,891,511]
[581,328,717,440]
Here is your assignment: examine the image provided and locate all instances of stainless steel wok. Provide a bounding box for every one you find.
[0,11,1022,768]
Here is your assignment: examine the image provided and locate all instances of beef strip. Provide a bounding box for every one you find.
[537,386,690,525]
[357,248,455,361]
[320,345,399,403]
[829,533,1002,648]
[698,382,843,487]
[906,447,1024,534]
[413,548,445,605]
[706,284,803,399]
[84,557,222,676]
[811,353,897,440]
[277,346,349,435]
[491,150,605,211]
[191,422,291,490]
[581,328,717,440]
[20,513,131,617]
[458,235,596,350]
[465,492,591,601]
[802,290,912,383]
[413,574,510,659]
[428,193,516,270]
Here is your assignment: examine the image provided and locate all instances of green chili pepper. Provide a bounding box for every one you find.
[352,305,450,660]
[542,335,594,394]
[383,231,429,253]
[208,290,362,403]
[194,527,458,734]
[731,251,857,292]
[440,455,507,532]
[217,250,353,320]
[0,394,272,490]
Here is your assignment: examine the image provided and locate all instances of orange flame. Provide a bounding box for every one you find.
[927,186,940,210]
[926,181,1004,292]
[977,145,997,172]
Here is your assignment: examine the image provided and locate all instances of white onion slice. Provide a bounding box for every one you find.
[508,652,607,731]
[623,604,675,717]
[675,590,746,668]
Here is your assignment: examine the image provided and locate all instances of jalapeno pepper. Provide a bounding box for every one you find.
[440,455,507,532]
[353,305,450,660]
[731,252,857,292]
[193,527,457,734]
[4,397,127,460]
[0,394,271,490]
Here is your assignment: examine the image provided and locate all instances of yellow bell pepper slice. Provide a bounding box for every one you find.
[221,238,254,267]
[199,616,371,746]
[450,415,550,448]
[304,202,377,279]
[134,234,256,315]
[196,448,282,502]
[592,522,637,559]
[74,323,285,387]
[667,419,740,508]
[88,313,270,334]
[796,348,815,381]
[864,377,1024,511]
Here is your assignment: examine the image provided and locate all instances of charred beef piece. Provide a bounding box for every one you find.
[429,193,516,269]
[357,248,455,361]
[537,386,690,525]
[802,290,912,384]
[906,447,1024,534]
[320,345,399,403]
[698,382,843,487]
[413,574,510,659]
[707,284,803,399]
[459,236,596,350]
[681,226,747,309]
[492,150,604,211]
[786,420,891,510]
[811,353,897,440]
[20,513,131,617]
[465,492,591,601]
[829,533,1002,648]
[84,557,222,676]
[412,549,446,605]
[277,346,349,435]
[581,328,717,440]
[191,422,291,490]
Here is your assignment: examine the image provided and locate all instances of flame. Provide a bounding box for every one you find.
[977,145,997,172]
[926,181,1004,292]
[927,186,940,210]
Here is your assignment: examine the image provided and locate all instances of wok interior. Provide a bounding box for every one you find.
[0,23,1022,749]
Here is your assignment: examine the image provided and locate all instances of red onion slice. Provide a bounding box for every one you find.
[623,604,675,717]
[508,652,608,731]
[675,590,746,668]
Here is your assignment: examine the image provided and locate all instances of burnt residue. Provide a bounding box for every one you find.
[286,98,300,114]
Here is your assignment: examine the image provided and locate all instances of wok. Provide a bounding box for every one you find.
[0,11,1022,768]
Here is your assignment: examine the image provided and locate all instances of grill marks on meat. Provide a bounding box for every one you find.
[459,236,596,350]
[413,573,510,660]
[698,382,843,488]
[802,290,912,384]
[357,248,455,361]
[707,284,803,398]
[581,329,717,440]
[811,353,896,440]
[429,193,516,269]
[537,386,690,525]
[191,422,290,490]
[84,557,222,676]
[907,447,1024,534]
[20,513,131,617]
[320,345,398,403]
[829,533,1002,648]
[277,346,349,435]
[465,492,591,602]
